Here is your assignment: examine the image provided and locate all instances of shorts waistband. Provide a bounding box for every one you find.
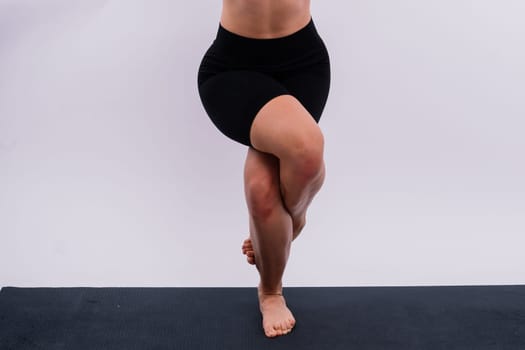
[213,17,325,66]
[217,16,316,42]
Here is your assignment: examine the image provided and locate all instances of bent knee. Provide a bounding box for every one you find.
[286,131,325,180]
[250,94,323,160]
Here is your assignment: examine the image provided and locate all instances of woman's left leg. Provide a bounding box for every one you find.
[243,146,297,337]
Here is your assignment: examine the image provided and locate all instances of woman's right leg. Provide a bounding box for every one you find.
[242,91,326,266]
[249,94,326,232]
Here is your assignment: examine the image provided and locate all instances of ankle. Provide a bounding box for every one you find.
[258,282,283,296]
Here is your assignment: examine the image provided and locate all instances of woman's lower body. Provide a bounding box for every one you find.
[197,17,331,338]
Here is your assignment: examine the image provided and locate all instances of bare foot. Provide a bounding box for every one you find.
[241,238,256,265]
[258,284,296,337]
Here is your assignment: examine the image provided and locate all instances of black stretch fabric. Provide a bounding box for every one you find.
[197,17,331,147]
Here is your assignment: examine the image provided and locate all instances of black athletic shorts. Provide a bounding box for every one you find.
[197,16,331,148]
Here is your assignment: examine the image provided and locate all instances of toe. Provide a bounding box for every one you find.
[265,327,276,337]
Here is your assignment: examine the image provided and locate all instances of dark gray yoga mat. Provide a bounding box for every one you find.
[1,285,525,349]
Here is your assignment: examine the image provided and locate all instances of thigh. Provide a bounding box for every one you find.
[198,70,289,147]
[249,59,330,160]
[248,93,325,163]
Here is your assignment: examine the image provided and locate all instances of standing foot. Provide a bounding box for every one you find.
[258,284,296,337]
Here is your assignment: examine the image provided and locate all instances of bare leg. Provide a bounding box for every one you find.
[242,94,326,337]
[243,94,327,261]
[243,147,296,337]
[242,159,326,265]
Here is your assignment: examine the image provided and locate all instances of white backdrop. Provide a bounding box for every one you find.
[1,0,524,288]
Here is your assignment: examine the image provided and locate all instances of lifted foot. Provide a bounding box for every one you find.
[241,238,256,265]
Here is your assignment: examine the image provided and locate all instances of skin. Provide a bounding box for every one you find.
[220,0,326,338]
[243,96,325,338]
[221,0,312,39]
